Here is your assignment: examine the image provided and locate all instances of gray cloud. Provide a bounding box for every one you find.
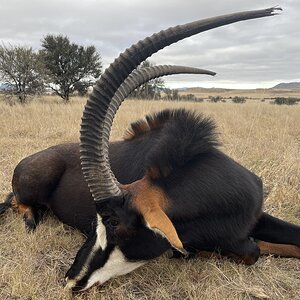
[0,0,299,88]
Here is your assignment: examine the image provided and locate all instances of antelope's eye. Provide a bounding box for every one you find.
[109,218,119,227]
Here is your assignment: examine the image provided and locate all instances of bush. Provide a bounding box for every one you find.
[178,94,204,102]
[272,97,299,105]
[232,96,246,104]
[209,95,223,103]
[186,94,196,101]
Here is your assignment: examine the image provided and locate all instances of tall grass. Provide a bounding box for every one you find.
[0,96,299,299]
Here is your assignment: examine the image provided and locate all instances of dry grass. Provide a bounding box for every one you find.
[0,95,299,300]
[179,88,300,101]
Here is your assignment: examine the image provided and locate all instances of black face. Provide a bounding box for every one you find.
[97,195,171,259]
[65,195,170,292]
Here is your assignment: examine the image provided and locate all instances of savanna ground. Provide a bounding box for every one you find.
[0,92,299,300]
[180,87,300,100]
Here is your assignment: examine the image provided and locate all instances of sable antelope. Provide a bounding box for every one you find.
[63,7,299,292]
[2,7,300,293]
[0,65,215,233]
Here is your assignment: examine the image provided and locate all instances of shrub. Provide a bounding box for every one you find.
[209,95,223,103]
[232,96,246,104]
[186,94,196,101]
[272,97,299,105]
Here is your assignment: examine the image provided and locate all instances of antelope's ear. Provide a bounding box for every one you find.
[124,175,188,256]
[142,206,188,256]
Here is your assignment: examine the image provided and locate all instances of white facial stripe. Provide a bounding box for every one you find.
[85,215,107,266]
[85,247,146,290]
[95,214,107,250]
[85,215,107,268]
[72,215,107,284]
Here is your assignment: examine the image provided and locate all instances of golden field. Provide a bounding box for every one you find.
[179,87,300,101]
[0,95,299,300]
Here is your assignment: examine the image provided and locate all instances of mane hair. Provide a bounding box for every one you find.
[124,109,220,178]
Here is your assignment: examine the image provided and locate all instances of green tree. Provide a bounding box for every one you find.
[131,60,165,100]
[0,44,44,103]
[40,35,102,101]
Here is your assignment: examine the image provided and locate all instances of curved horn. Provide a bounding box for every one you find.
[99,65,216,199]
[80,7,282,201]
[104,65,215,141]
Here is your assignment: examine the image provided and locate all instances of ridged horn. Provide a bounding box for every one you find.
[98,65,216,199]
[80,8,282,201]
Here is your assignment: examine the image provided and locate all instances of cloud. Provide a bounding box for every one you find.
[0,0,299,88]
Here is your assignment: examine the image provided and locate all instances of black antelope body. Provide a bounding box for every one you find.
[1,7,300,292]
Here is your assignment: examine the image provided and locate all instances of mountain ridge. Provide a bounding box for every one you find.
[272,82,300,89]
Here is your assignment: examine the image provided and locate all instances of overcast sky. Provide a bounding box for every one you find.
[1,0,299,89]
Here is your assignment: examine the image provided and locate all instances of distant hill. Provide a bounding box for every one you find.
[272,82,300,89]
